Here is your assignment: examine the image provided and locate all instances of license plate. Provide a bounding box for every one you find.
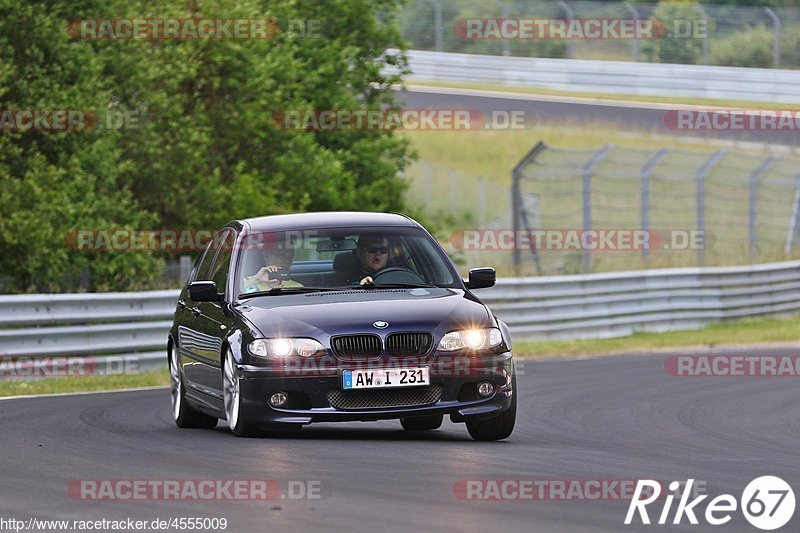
[342,367,430,390]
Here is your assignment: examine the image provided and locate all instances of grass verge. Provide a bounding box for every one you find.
[0,370,169,398]
[515,315,800,358]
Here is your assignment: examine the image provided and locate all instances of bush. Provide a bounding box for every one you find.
[642,1,707,65]
[712,24,775,68]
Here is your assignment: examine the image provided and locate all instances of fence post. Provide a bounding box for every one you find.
[511,141,546,273]
[450,172,458,216]
[179,255,193,282]
[496,0,511,56]
[785,176,800,254]
[582,145,613,272]
[478,179,486,226]
[624,2,641,62]
[765,7,781,69]
[696,150,726,266]
[426,0,443,51]
[749,157,775,262]
[640,148,672,264]
[695,5,710,66]
[558,1,576,59]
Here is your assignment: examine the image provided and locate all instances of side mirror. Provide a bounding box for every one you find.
[188,281,223,302]
[466,267,495,289]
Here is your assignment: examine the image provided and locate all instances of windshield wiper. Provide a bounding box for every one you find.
[353,283,436,289]
[237,287,343,299]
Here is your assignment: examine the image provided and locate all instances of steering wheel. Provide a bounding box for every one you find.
[370,267,426,285]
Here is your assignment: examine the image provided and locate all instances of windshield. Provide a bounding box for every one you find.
[235,226,460,297]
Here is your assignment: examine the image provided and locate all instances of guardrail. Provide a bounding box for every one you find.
[1,260,799,379]
[405,50,800,104]
[0,290,179,376]
[482,260,800,340]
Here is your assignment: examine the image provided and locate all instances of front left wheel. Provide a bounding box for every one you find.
[170,345,217,429]
[465,374,517,441]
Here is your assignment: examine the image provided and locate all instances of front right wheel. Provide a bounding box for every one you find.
[466,375,516,441]
[170,345,217,429]
[223,349,262,437]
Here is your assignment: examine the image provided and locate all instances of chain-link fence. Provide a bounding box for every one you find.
[510,141,800,275]
[399,0,800,69]
[404,160,510,228]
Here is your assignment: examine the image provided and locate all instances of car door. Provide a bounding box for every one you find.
[178,228,233,396]
[177,235,221,394]
[192,228,237,396]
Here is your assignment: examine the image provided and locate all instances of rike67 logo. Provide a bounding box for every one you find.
[625,477,795,530]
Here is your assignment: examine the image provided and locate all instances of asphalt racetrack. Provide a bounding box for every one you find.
[399,86,800,147]
[2,348,798,532]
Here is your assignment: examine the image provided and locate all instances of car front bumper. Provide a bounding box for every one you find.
[236,352,515,425]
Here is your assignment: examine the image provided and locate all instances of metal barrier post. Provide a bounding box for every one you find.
[511,141,546,272]
[558,1,576,59]
[748,157,775,261]
[696,150,726,266]
[582,145,613,272]
[785,176,800,254]
[497,0,511,56]
[765,7,781,69]
[426,0,443,51]
[640,148,672,263]
[624,2,641,62]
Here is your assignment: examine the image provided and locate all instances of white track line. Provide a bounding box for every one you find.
[0,385,168,401]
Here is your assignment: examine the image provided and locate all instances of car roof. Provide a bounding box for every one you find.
[236,212,420,232]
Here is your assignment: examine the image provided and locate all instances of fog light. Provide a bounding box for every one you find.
[269,392,288,408]
[477,382,495,398]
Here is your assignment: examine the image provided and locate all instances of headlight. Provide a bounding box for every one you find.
[248,338,326,358]
[437,328,503,352]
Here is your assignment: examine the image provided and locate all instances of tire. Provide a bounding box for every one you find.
[400,414,443,431]
[466,375,517,441]
[223,349,262,437]
[170,345,217,429]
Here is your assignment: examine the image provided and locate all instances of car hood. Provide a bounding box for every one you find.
[235,288,493,339]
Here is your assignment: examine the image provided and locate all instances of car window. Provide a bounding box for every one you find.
[235,226,459,295]
[194,237,220,282]
[209,230,235,292]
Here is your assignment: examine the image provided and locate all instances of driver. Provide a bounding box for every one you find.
[355,235,390,285]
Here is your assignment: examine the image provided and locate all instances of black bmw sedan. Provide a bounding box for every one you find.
[168,212,516,440]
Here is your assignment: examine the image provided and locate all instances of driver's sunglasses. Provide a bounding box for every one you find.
[364,246,389,254]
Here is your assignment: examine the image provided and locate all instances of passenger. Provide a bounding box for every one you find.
[243,244,302,292]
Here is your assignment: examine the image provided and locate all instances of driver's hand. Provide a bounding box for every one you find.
[359,276,374,285]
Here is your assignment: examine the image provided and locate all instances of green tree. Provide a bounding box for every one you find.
[0,1,162,292]
[0,0,415,292]
[98,0,413,230]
